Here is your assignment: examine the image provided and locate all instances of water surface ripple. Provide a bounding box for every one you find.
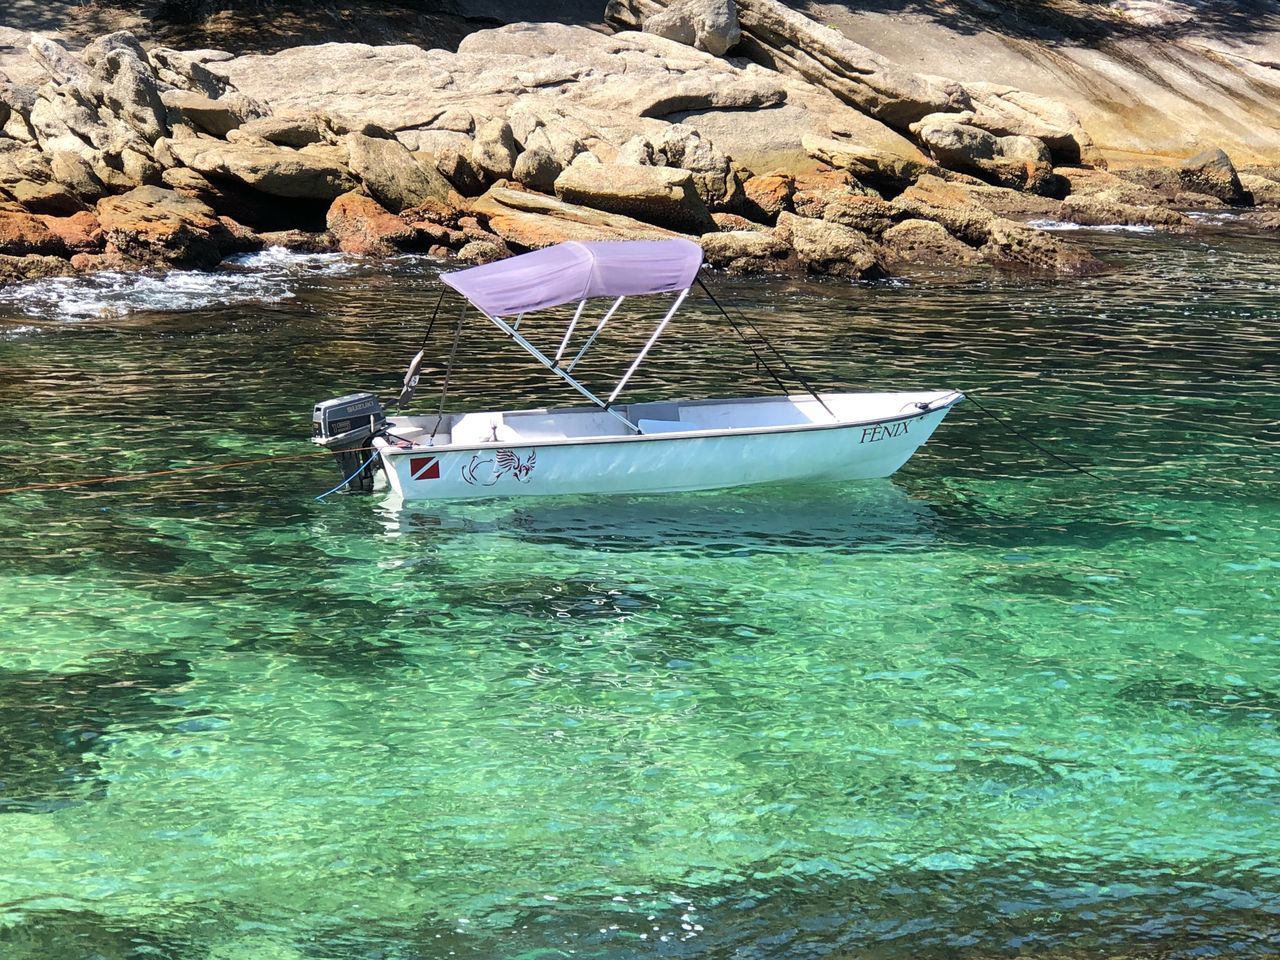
[0,232,1277,960]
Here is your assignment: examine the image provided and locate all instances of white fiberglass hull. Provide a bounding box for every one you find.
[373,392,962,502]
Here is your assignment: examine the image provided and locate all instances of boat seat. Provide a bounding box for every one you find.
[626,401,681,424]
[450,411,522,445]
[637,418,704,435]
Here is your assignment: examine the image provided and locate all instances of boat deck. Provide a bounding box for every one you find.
[383,392,957,451]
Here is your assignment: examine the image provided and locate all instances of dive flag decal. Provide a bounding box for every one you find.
[410,456,440,481]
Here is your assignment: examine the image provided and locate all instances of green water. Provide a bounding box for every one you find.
[0,230,1276,959]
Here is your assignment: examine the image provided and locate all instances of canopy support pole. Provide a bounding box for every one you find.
[553,299,588,365]
[485,312,641,433]
[607,288,688,405]
[566,296,624,374]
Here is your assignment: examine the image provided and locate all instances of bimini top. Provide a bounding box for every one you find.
[440,238,703,318]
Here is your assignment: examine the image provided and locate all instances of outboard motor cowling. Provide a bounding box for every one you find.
[312,392,387,493]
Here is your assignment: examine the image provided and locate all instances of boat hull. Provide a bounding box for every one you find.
[376,401,959,502]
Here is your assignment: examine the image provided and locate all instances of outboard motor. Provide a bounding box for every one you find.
[312,392,387,493]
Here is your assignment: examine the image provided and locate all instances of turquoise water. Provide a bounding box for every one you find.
[0,230,1277,959]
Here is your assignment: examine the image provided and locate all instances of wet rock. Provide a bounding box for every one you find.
[345,133,452,213]
[0,253,73,284]
[471,184,677,248]
[471,118,519,182]
[980,218,1106,277]
[642,0,742,56]
[881,218,981,267]
[457,239,508,264]
[161,89,261,138]
[511,146,562,193]
[740,171,794,222]
[1179,148,1247,206]
[775,210,882,278]
[1059,191,1192,229]
[554,162,715,234]
[326,190,414,255]
[168,137,356,200]
[96,185,234,268]
[699,227,791,271]
[257,228,337,252]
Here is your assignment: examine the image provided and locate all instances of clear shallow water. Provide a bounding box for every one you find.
[0,233,1277,960]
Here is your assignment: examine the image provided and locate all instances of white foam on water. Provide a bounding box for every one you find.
[0,247,357,321]
[1027,219,1158,234]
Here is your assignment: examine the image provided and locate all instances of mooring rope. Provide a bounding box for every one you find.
[0,446,376,497]
[313,449,381,502]
[963,391,1104,481]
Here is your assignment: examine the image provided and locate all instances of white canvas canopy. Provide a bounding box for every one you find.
[440,239,703,318]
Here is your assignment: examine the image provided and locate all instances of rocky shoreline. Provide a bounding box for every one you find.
[0,0,1277,287]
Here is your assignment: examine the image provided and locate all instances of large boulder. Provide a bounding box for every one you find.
[775,210,883,278]
[0,141,84,214]
[963,83,1104,168]
[910,114,1056,193]
[232,114,328,148]
[326,190,414,255]
[0,201,66,255]
[96,185,234,268]
[740,172,794,222]
[471,185,678,248]
[168,137,356,200]
[161,89,262,138]
[554,161,716,233]
[471,118,518,182]
[801,134,934,194]
[1179,148,1247,206]
[511,146,563,193]
[1240,173,1280,207]
[91,47,169,144]
[642,0,741,56]
[699,227,792,272]
[345,133,452,213]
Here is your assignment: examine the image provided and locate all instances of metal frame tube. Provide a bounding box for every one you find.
[567,296,624,373]
[485,311,640,432]
[553,299,588,365]
[607,288,688,405]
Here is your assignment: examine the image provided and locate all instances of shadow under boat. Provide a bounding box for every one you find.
[373,479,941,556]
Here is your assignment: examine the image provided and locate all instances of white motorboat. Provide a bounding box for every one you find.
[311,238,963,501]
